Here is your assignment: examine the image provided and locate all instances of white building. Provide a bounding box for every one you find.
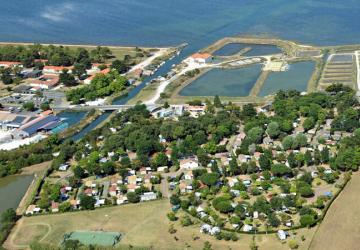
[188,53,213,64]
[179,158,199,170]
[140,192,157,201]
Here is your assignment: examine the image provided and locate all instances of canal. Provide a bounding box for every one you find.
[0,175,33,215]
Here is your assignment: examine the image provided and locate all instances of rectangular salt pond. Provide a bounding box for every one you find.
[330,54,353,62]
[179,65,261,97]
[214,43,282,56]
[258,61,315,97]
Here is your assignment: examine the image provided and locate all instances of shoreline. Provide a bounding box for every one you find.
[0,41,173,51]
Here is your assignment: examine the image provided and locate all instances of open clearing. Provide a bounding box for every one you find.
[310,172,360,250]
[5,199,316,249]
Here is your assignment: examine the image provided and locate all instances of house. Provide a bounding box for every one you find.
[184,105,206,118]
[58,163,69,171]
[243,179,252,187]
[184,171,194,180]
[29,75,60,89]
[117,195,128,205]
[109,185,118,197]
[277,230,289,240]
[51,201,59,213]
[179,158,199,170]
[157,166,168,172]
[84,68,111,84]
[20,69,42,78]
[227,177,239,188]
[210,227,220,235]
[0,61,22,68]
[200,224,212,234]
[188,53,213,64]
[140,192,157,201]
[179,182,187,193]
[127,175,137,185]
[70,199,80,209]
[95,198,105,207]
[133,68,143,78]
[139,167,147,175]
[43,65,73,74]
[230,189,240,197]
[127,184,137,192]
[84,188,93,196]
[25,205,40,215]
[243,224,253,232]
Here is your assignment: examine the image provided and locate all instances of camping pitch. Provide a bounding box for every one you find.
[62,231,122,246]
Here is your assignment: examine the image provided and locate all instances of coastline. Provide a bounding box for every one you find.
[0,41,172,50]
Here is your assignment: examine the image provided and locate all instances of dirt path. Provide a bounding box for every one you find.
[309,172,360,250]
[16,161,52,215]
[4,220,51,249]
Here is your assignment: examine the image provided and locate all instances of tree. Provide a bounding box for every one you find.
[288,239,299,249]
[170,195,181,206]
[321,147,330,163]
[59,69,77,87]
[80,195,96,210]
[197,148,210,166]
[167,212,178,221]
[282,135,294,150]
[247,127,264,144]
[1,68,13,85]
[212,196,234,213]
[241,104,256,119]
[268,213,281,227]
[127,192,140,203]
[91,46,112,62]
[180,215,193,226]
[303,117,315,132]
[163,101,170,109]
[203,241,213,250]
[40,102,50,111]
[200,173,219,186]
[259,154,271,170]
[287,152,297,168]
[63,239,82,250]
[213,95,222,108]
[111,59,128,74]
[23,101,36,111]
[271,164,292,177]
[152,152,168,168]
[266,121,280,139]
[300,214,316,227]
[298,183,314,198]
[295,133,308,148]
[1,208,16,224]
[304,150,313,166]
[72,63,87,78]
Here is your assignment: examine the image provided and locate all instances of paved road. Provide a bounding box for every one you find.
[160,169,184,198]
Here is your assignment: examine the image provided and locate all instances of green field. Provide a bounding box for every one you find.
[5,200,317,249]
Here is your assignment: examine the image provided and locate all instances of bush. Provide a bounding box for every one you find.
[288,239,299,249]
[300,214,316,227]
[126,192,140,203]
[180,215,193,227]
[167,212,178,221]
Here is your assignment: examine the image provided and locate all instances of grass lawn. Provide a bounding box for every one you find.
[309,172,360,250]
[5,199,317,249]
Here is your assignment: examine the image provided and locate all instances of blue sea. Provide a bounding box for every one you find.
[0,0,359,48]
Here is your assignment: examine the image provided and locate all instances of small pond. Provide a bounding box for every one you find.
[258,61,315,97]
[179,65,262,97]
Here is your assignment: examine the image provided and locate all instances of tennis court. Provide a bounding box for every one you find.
[62,231,122,246]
